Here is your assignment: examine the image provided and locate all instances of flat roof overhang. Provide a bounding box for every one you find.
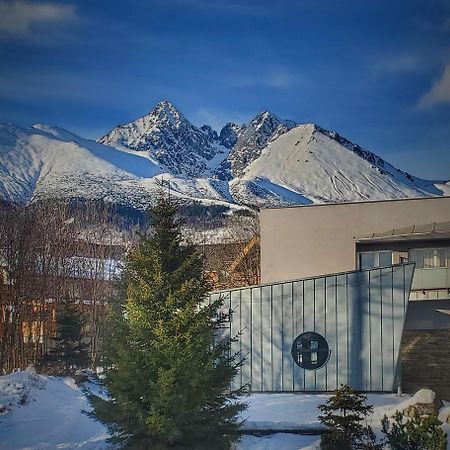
[354,221,450,246]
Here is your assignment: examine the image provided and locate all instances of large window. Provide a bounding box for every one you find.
[358,251,393,270]
[409,248,450,269]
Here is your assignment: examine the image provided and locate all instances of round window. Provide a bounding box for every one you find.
[291,331,330,370]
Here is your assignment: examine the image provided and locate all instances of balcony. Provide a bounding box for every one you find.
[411,267,450,291]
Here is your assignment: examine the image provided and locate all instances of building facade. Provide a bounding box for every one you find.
[212,263,414,393]
[214,196,450,395]
[259,196,450,284]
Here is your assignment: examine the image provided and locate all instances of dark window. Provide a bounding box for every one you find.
[359,253,375,269]
[359,251,393,269]
[379,251,392,267]
[291,332,330,370]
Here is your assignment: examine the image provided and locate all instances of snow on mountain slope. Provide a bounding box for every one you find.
[225,111,297,177]
[0,123,234,209]
[231,124,445,207]
[99,101,230,178]
[0,100,448,211]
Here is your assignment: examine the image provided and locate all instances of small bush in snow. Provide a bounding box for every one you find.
[381,410,447,450]
[318,384,381,450]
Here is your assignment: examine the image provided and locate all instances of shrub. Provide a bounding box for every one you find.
[381,410,447,450]
[318,384,382,450]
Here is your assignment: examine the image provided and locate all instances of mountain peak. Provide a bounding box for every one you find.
[98,101,223,177]
[225,111,297,177]
[251,110,279,125]
[255,110,275,118]
[146,100,185,127]
[154,99,175,108]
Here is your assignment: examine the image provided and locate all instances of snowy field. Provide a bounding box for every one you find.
[0,369,449,450]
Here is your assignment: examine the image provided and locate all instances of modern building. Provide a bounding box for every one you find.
[259,196,450,284]
[213,196,450,397]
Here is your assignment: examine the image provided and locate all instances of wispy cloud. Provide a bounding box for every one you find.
[417,63,450,109]
[163,0,273,16]
[231,68,304,89]
[374,54,421,74]
[420,15,450,33]
[0,0,77,37]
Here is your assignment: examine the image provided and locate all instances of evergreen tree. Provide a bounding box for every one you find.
[318,384,380,450]
[40,300,90,376]
[89,193,246,450]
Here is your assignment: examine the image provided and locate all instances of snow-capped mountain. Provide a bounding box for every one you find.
[224,111,297,177]
[99,101,229,178]
[0,101,448,211]
[230,123,448,206]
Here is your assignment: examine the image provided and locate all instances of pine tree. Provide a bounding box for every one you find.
[318,384,380,450]
[40,300,90,376]
[89,193,246,450]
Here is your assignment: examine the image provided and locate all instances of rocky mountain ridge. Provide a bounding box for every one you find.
[0,101,448,211]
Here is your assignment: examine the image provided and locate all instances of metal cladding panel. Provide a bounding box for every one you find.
[260,286,272,391]
[336,274,349,388]
[251,287,262,391]
[213,263,414,392]
[281,283,294,391]
[292,280,305,391]
[271,284,283,391]
[325,276,337,391]
[240,289,252,388]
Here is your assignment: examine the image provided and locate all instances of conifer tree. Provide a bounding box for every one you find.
[89,193,246,450]
[40,300,90,376]
[318,384,380,450]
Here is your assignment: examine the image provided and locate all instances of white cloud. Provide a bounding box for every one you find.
[417,63,450,109]
[0,0,77,36]
[374,54,420,74]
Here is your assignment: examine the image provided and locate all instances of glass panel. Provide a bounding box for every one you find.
[310,340,318,350]
[409,249,424,269]
[360,253,375,269]
[311,352,318,364]
[424,249,436,268]
[379,251,393,267]
[409,248,450,269]
[436,249,446,268]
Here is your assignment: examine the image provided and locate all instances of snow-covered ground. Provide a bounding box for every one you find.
[0,369,448,450]
[239,392,411,432]
[0,370,109,450]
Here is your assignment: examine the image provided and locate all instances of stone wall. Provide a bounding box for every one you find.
[400,329,450,401]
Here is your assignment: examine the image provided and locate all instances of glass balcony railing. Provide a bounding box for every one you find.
[411,267,450,291]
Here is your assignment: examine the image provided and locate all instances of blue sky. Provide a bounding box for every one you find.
[0,0,449,179]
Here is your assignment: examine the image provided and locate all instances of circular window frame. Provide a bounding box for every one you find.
[291,331,331,371]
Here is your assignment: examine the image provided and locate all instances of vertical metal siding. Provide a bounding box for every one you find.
[213,263,414,392]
